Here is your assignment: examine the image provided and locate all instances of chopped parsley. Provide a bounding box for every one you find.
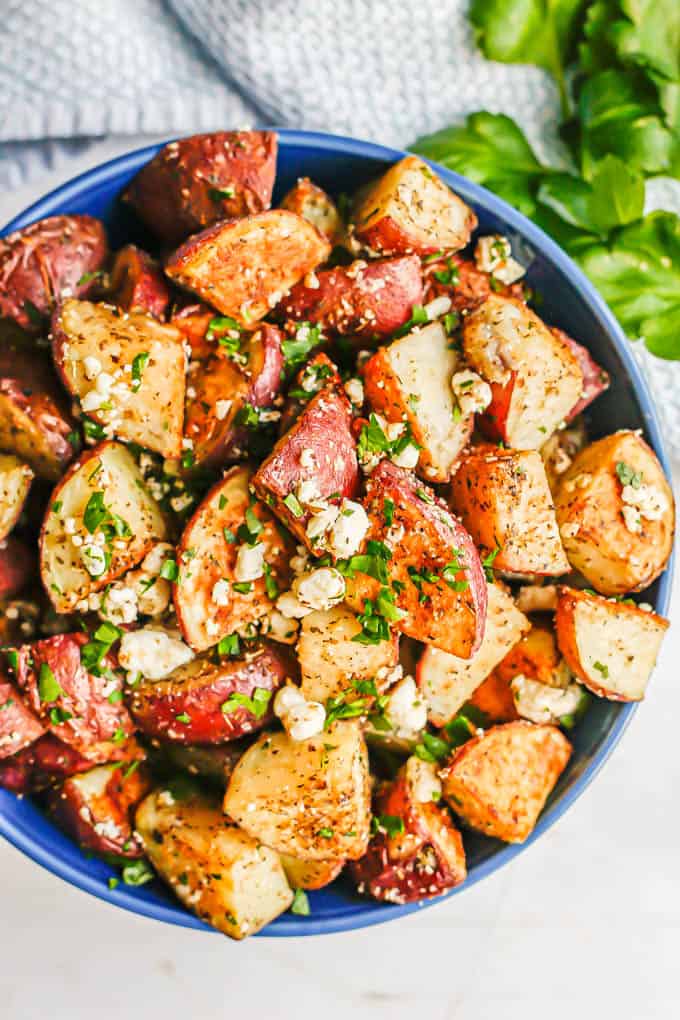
[615,461,643,489]
[290,888,311,916]
[221,687,271,718]
[283,492,304,518]
[316,827,334,839]
[371,814,405,838]
[593,661,610,678]
[481,546,500,581]
[175,712,191,724]
[281,322,324,371]
[217,633,240,657]
[38,662,62,704]
[131,351,150,391]
[208,185,236,202]
[160,559,179,581]
[121,859,155,886]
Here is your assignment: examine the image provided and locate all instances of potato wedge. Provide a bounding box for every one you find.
[53,299,185,459]
[550,328,609,422]
[224,720,371,861]
[15,631,138,762]
[440,720,571,843]
[417,582,530,726]
[463,296,583,449]
[449,447,569,576]
[280,177,343,245]
[0,455,33,541]
[253,384,359,550]
[174,465,294,652]
[363,321,473,483]
[40,441,167,614]
[350,756,466,904]
[0,674,45,759]
[554,431,674,595]
[280,854,345,891]
[297,604,399,703]
[0,326,78,480]
[352,156,477,255]
[125,131,278,246]
[136,787,293,938]
[46,761,152,857]
[279,255,423,341]
[344,461,487,659]
[495,625,571,689]
[0,732,92,794]
[165,210,331,328]
[467,669,518,724]
[0,214,107,330]
[555,586,669,701]
[109,244,171,318]
[129,642,294,743]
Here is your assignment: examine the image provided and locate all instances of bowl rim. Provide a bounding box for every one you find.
[0,127,674,938]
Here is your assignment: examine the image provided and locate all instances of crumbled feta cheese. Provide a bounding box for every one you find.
[516,584,558,614]
[234,542,266,583]
[299,448,316,470]
[306,504,341,545]
[83,356,102,381]
[385,675,427,737]
[118,628,195,680]
[212,578,231,606]
[215,393,234,418]
[409,758,442,804]
[622,505,642,534]
[102,584,138,625]
[474,234,526,285]
[424,295,452,320]
[344,377,364,407]
[95,371,115,395]
[296,478,321,505]
[295,567,346,612]
[451,369,492,416]
[80,542,108,578]
[80,389,104,413]
[276,590,312,619]
[264,609,300,644]
[620,481,667,533]
[141,542,174,575]
[170,493,194,514]
[326,499,370,558]
[289,545,311,575]
[511,674,583,725]
[64,516,78,535]
[390,442,420,469]
[274,685,326,741]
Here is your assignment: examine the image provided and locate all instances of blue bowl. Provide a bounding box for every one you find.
[0,130,674,936]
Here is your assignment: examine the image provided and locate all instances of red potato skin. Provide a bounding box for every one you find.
[253,385,359,548]
[247,324,285,408]
[15,633,137,762]
[278,255,424,340]
[0,733,92,794]
[350,768,467,904]
[184,354,250,469]
[476,374,516,444]
[423,255,524,314]
[551,328,610,422]
[0,674,45,759]
[128,643,296,744]
[0,538,34,600]
[170,302,216,360]
[109,244,171,319]
[348,461,487,658]
[46,763,152,858]
[0,215,108,330]
[124,131,278,246]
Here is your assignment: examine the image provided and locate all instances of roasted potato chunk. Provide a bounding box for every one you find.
[417,582,530,726]
[350,756,466,904]
[279,255,423,341]
[165,210,331,328]
[277,352,341,435]
[344,461,487,659]
[224,720,371,861]
[550,328,609,422]
[297,604,399,703]
[440,721,571,843]
[125,131,278,246]
[0,214,107,330]
[53,299,186,459]
[0,326,78,481]
[0,732,92,794]
[363,321,473,483]
[468,670,518,724]
[280,854,345,891]
[136,787,293,939]
[280,177,343,245]
[253,384,359,550]
[0,454,33,541]
[46,761,152,857]
[0,674,45,759]
[40,441,167,614]
[129,642,294,744]
[423,254,522,314]
[554,431,674,594]
[15,632,137,762]
[463,296,583,449]
[495,625,571,689]
[109,244,171,319]
[555,586,669,701]
[174,465,294,651]
[449,447,569,576]
[352,156,477,256]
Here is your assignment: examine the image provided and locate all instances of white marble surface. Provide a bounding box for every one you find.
[1,144,679,1020]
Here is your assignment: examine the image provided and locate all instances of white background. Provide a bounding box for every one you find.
[1,143,679,1020]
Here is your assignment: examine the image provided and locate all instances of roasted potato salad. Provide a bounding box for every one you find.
[0,132,672,937]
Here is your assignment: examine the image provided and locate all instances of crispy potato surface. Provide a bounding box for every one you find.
[0,454,33,542]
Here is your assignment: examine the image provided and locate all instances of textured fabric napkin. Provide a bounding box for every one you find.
[1,0,679,450]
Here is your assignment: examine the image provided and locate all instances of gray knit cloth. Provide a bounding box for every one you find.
[1,0,679,452]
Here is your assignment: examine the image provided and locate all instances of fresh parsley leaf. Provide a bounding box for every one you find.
[615,461,643,488]
[290,888,311,915]
[221,687,271,718]
[217,633,240,657]
[371,814,405,838]
[131,351,150,391]
[121,859,155,886]
[38,662,62,704]
[281,322,323,370]
[160,559,179,581]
